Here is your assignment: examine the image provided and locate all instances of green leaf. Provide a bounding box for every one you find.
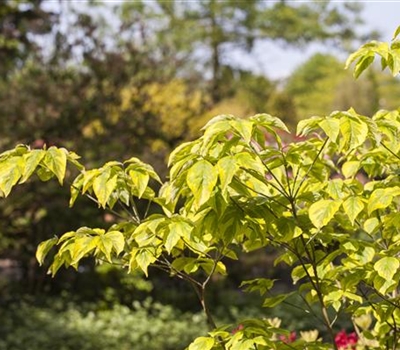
[188,336,215,350]
[252,113,289,133]
[354,54,375,78]
[217,156,238,194]
[343,196,364,225]
[319,118,340,141]
[93,171,118,208]
[309,200,342,229]
[36,167,54,182]
[368,188,399,215]
[0,157,24,197]
[69,174,84,207]
[296,116,323,137]
[105,231,125,255]
[135,249,157,276]
[373,275,397,295]
[374,257,399,280]
[187,160,218,209]
[129,169,149,198]
[352,246,375,265]
[342,161,360,178]
[70,236,98,265]
[21,149,45,183]
[364,217,379,234]
[240,278,275,295]
[392,25,400,41]
[43,147,67,185]
[339,116,368,150]
[96,235,114,262]
[229,119,253,143]
[263,292,295,308]
[36,237,58,265]
[326,179,344,200]
[169,220,192,244]
[165,230,181,254]
[234,339,255,350]
[82,169,99,193]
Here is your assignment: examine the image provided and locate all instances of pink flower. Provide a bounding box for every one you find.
[335,330,358,349]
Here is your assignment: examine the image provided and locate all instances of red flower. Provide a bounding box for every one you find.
[335,330,358,349]
[232,324,244,334]
[279,331,296,343]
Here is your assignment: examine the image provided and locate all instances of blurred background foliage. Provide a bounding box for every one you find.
[0,1,399,348]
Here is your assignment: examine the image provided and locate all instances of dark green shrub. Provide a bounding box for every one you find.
[0,299,207,350]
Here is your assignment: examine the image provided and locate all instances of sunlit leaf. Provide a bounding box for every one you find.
[129,169,149,198]
[367,187,400,215]
[309,200,342,229]
[106,231,125,255]
[342,161,360,178]
[217,156,237,194]
[339,116,368,150]
[93,171,118,208]
[230,119,253,143]
[43,147,67,185]
[319,118,340,141]
[374,256,399,281]
[21,149,45,183]
[343,196,364,225]
[36,237,58,265]
[0,157,24,196]
[188,336,215,350]
[135,249,157,276]
[187,160,218,209]
[392,25,400,41]
[296,116,323,137]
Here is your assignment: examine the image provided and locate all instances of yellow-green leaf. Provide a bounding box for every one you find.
[165,230,181,254]
[43,147,67,185]
[105,231,125,255]
[392,25,400,41]
[342,161,360,178]
[217,156,237,194]
[309,200,342,229]
[319,118,340,141]
[374,257,399,281]
[70,236,98,265]
[69,174,84,207]
[230,119,253,143]
[0,157,24,197]
[97,235,113,262]
[21,150,45,183]
[188,336,215,350]
[129,169,149,198]
[187,160,218,209]
[36,237,58,265]
[135,249,157,276]
[368,188,394,215]
[93,171,117,208]
[339,116,368,150]
[296,116,322,137]
[343,196,364,225]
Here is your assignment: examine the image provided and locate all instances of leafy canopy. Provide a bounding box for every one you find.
[2,24,400,350]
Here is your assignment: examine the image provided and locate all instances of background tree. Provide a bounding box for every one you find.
[0,0,55,78]
[285,53,400,121]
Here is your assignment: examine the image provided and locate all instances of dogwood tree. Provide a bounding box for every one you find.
[1,26,400,350]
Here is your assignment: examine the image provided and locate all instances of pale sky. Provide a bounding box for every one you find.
[244,1,400,79]
[43,1,400,80]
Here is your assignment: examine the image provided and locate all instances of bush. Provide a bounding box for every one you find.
[0,299,207,350]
